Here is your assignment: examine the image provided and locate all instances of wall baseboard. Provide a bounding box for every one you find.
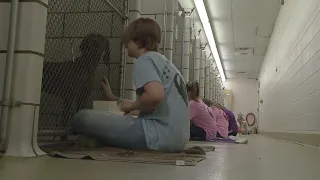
[260,131,320,148]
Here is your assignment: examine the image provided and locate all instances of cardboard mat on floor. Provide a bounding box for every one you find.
[49,145,215,166]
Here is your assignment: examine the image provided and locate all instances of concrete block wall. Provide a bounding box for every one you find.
[259,0,320,133]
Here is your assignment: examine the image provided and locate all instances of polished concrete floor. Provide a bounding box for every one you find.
[0,135,320,180]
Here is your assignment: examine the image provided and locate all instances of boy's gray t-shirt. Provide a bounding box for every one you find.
[133,51,190,152]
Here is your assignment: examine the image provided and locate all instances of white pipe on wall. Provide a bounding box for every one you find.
[129,0,141,23]
[218,82,222,104]
[165,0,175,61]
[0,0,19,151]
[162,7,166,55]
[199,50,205,98]
[194,38,200,82]
[182,15,191,82]
[172,13,182,74]
[217,81,220,103]
[218,74,220,97]
[205,59,210,99]
[189,38,195,81]
[215,72,220,103]
[214,70,217,101]
[209,67,213,100]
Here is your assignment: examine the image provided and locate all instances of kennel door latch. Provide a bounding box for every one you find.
[0,99,22,107]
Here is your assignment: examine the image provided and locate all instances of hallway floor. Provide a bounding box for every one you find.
[0,135,319,180]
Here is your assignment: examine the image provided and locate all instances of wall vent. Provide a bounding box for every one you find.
[235,48,253,56]
[237,71,247,74]
[248,77,257,80]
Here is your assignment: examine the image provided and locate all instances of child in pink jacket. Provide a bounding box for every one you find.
[202,99,229,138]
[211,104,229,138]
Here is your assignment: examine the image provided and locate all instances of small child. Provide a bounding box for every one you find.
[237,113,250,135]
[69,18,190,152]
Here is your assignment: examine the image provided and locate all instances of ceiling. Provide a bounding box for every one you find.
[179,0,281,80]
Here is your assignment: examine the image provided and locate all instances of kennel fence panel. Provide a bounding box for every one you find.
[39,0,128,136]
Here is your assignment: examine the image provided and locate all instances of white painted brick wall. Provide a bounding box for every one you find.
[259,0,320,133]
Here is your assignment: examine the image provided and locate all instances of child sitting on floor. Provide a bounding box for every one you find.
[222,107,239,137]
[202,100,229,138]
[187,81,217,141]
[237,113,250,135]
[69,17,190,152]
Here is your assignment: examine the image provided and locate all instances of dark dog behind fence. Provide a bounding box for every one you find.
[40,33,110,135]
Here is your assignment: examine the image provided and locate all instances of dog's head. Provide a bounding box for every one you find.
[80,33,110,65]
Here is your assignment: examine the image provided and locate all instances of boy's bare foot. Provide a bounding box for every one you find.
[101,76,117,101]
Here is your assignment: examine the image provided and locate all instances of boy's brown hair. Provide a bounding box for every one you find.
[122,17,162,51]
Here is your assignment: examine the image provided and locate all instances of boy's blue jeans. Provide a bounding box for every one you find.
[69,109,147,150]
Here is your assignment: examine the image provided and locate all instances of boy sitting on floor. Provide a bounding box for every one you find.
[69,17,190,152]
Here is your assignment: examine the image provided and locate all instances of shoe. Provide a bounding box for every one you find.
[229,136,248,144]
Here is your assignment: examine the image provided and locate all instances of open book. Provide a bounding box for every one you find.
[93,101,138,118]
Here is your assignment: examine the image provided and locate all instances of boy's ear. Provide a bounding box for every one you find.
[135,41,143,49]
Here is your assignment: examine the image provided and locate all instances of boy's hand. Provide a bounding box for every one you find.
[101,76,116,101]
[124,110,140,116]
[119,99,135,113]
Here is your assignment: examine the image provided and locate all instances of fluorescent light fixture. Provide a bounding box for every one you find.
[194,0,226,82]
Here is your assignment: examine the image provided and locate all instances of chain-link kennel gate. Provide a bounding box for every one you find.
[39,0,128,137]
